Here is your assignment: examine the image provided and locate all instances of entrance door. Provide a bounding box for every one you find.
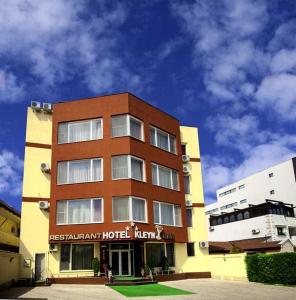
[110,250,130,276]
[35,253,45,281]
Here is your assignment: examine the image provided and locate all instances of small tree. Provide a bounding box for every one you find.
[92,257,100,277]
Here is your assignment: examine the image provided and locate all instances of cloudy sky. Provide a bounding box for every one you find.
[0,0,296,211]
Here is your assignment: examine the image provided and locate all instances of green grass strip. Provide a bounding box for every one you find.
[113,276,142,281]
[110,283,194,297]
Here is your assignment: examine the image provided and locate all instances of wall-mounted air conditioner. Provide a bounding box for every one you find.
[31,101,42,111]
[40,163,50,173]
[183,166,190,173]
[252,229,260,234]
[49,244,58,252]
[43,103,53,113]
[186,200,192,206]
[182,155,190,162]
[39,201,50,210]
[199,241,209,248]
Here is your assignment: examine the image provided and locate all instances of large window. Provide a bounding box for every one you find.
[186,208,193,227]
[153,201,182,226]
[112,155,145,181]
[58,119,102,144]
[111,114,143,140]
[60,244,94,271]
[187,243,195,257]
[56,198,103,225]
[146,243,175,269]
[150,126,176,154]
[57,158,103,184]
[152,163,179,190]
[112,196,147,222]
[184,176,190,194]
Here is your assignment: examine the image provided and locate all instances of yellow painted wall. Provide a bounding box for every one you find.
[25,108,52,144]
[209,254,248,281]
[0,207,20,247]
[0,251,20,288]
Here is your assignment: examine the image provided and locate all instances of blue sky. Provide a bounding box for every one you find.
[0,0,296,212]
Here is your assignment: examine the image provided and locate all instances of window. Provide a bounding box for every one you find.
[152,163,179,190]
[270,190,275,195]
[184,176,190,194]
[238,184,245,189]
[112,196,147,222]
[240,199,247,204]
[269,173,274,178]
[219,187,236,197]
[56,198,103,225]
[58,119,102,144]
[60,244,94,271]
[153,201,181,226]
[57,158,103,184]
[166,243,175,267]
[150,126,176,154]
[237,213,243,220]
[112,155,145,181]
[186,208,193,227]
[146,243,165,269]
[186,243,195,256]
[111,115,143,140]
[181,144,186,155]
[244,211,250,219]
[277,227,285,236]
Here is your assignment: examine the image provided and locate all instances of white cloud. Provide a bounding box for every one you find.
[255,73,296,121]
[0,150,23,197]
[270,49,296,73]
[0,70,25,103]
[0,0,139,102]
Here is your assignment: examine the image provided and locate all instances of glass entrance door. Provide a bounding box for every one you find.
[110,250,130,276]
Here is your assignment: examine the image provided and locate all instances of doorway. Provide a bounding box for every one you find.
[35,253,45,281]
[110,250,131,276]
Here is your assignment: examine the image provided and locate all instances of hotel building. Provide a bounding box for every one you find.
[20,93,210,282]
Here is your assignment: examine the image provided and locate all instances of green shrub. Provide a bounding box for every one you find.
[245,253,296,285]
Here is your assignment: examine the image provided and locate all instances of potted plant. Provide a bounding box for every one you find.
[92,257,100,277]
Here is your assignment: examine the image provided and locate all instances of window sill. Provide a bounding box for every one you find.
[57,180,103,186]
[111,135,145,143]
[57,221,104,226]
[112,178,146,183]
[152,184,179,192]
[57,138,103,145]
[112,220,148,224]
[150,144,178,156]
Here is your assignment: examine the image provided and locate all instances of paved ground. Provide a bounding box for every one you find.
[0,279,295,300]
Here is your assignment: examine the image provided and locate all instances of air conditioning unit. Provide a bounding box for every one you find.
[49,244,58,252]
[252,229,260,234]
[186,200,192,206]
[40,163,50,173]
[199,241,209,248]
[183,166,190,173]
[39,201,50,210]
[31,101,41,111]
[209,226,215,231]
[182,155,190,162]
[43,102,53,113]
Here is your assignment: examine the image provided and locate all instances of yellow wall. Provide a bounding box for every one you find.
[0,207,20,247]
[209,253,248,281]
[0,251,20,288]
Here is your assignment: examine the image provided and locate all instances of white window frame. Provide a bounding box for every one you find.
[111,114,144,141]
[58,118,103,144]
[57,158,103,185]
[112,196,147,223]
[153,201,182,227]
[152,163,179,190]
[56,198,104,225]
[150,126,177,154]
[112,155,146,182]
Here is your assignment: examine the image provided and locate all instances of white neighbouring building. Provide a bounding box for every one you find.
[206,157,296,247]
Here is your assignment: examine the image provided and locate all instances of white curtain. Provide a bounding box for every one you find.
[113,197,129,221]
[153,202,160,223]
[112,115,127,137]
[56,201,67,224]
[92,159,102,181]
[92,119,102,139]
[69,122,90,142]
[68,200,91,224]
[112,156,128,179]
[58,123,68,144]
[92,199,102,222]
[157,131,169,151]
[159,166,171,188]
[69,160,91,183]
[161,203,174,225]
[131,157,143,180]
[174,205,181,226]
[130,118,142,139]
[132,198,145,222]
[57,162,68,184]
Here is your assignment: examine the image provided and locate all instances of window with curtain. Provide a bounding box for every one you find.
[146,243,165,269]
[111,114,143,140]
[184,176,190,194]
[58,118,102,144]
[57,158,102,184]
[112,196,147,222]
[186,208,193,227]
[150,126,176,154]
[152,163,179,190]
[56,198,103,225]
[112,155,144,181]
[166,243,175,266]
[153,201,182,226]
[60,244,93,271]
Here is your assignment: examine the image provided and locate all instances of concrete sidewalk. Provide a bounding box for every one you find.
[0,279,295,300]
